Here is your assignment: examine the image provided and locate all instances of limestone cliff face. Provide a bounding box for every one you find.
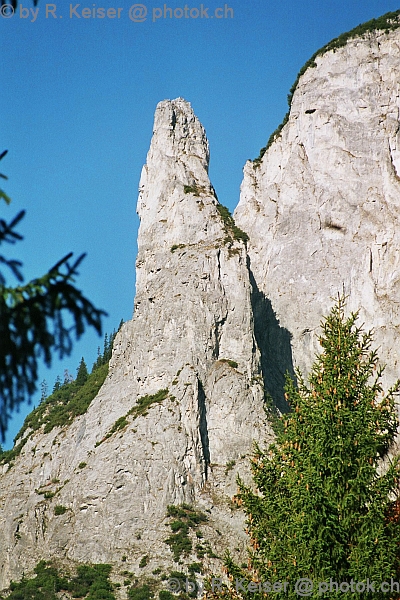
[235,28,400,404]
[0,99,271,590]
[2,24,400,594]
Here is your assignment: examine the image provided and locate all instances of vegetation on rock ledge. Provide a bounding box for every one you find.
[0,561,116,600]
[164,504,209,562]
[96,388,170,446]
[0,328,120,467]
[216,204,249,246]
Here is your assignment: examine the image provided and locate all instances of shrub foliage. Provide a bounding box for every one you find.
[0,329,119,466]
[0,560,116,600]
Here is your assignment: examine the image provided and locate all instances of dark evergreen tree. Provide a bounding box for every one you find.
[53,375,62,393]
[103,332,111,363]
[92,346,102,372]
[76,357,89,387]
[40,379,48,403]
[223,296,400,600]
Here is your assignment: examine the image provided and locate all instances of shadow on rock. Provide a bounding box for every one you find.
[248,258,294,415]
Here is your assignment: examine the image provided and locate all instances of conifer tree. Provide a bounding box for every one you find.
[92,346,102,372]
[224,296,400,600]
[40,379,48,403]
[53,374,62,393]
[76,357,89,386]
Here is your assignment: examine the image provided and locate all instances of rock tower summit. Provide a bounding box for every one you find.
[0,98,270,588]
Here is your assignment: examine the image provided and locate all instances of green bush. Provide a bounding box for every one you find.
[164,505,208,562]
[1,561,116,600]
[216,204,249,246]
[159,591,175,600]
[219,359,238,369]
[169,520,187,532]
[97,389,170,446]
[168,571,197,599]
[183,184,200,196]
[110,416,128,434]
[171,244,186,253]
[224,460,236,475]
[164,530,192,562]
[132,389,169,418]
[187,562,203,575]
[128,584,154,600]
[54,505,67,515]
[139,555,149,568]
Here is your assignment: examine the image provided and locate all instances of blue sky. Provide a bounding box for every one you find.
[1,0,399,447]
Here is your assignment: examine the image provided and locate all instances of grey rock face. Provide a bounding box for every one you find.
[0,99,271,590]
[235,29,400,406]
[2,26,400,593]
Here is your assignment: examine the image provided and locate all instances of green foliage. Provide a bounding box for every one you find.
[111,415,129,433]
[1,362,109,466]
[92,326,121,371]
[219,359,238,369]
[226,296,400,599]
[171,244,186,253]
[96,389,170,446]
[187,562,203,575]
[0,560,116,600]
[139,555,149,568]
[216,204,249,246]
[78,461,87,469]
[168,571,197,599]
[129,584,154,600]
[53,374,62,393]
[0,326,120,465]
[225,460,236,475]
[159,591,175,600]
[165,527,192,562]
[254,10,400,164]
[43,491,55,499]
[184,184,200,196]
[54,505,67,515]
[40,379,48,403]
[130,389,170,419]
[76,356,89,386]
[263,391,284,437]
[164,505,208,562]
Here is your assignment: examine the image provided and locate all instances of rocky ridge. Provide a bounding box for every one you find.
[235,26,400,404]
[0,98,271,592]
